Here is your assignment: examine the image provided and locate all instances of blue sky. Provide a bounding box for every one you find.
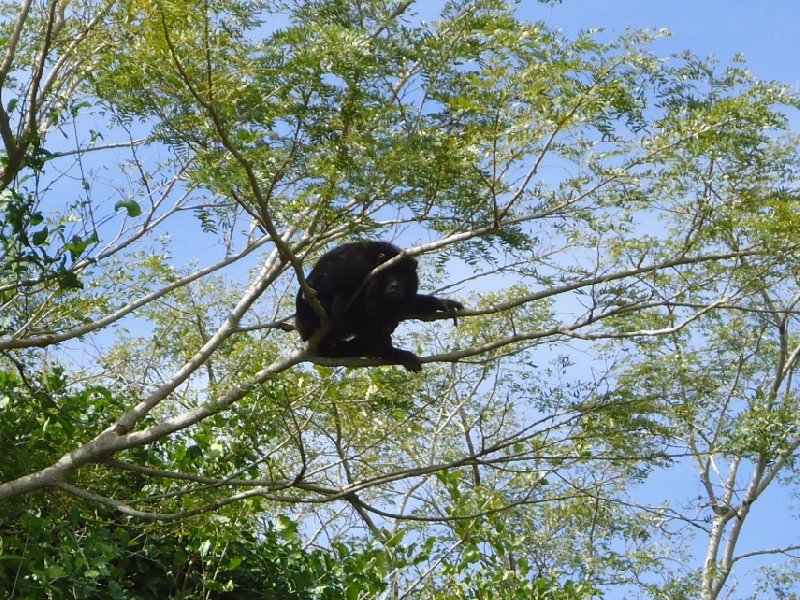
[532,0,800,87]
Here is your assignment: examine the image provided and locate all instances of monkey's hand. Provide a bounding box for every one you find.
[438,299,465,326]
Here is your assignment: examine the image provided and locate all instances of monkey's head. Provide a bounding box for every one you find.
[364,255,420,316]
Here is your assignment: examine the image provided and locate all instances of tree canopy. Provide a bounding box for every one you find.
[2,1,800,598]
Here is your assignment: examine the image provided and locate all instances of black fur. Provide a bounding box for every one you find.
[295,241,464,371]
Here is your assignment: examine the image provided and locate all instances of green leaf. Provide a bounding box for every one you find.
[115,199,142,217]
[31,227,48,245]
[66,232,97,261]
[57,271,83,290]
[45,564,66,579]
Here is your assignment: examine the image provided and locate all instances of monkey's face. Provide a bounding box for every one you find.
[382,272,409,301]
[363,263,419,319]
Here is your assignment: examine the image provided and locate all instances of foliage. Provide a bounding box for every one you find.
[1,0,800,598]
[0,497,386,599]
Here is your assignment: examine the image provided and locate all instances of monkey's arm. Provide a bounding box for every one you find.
[405,294,464,325]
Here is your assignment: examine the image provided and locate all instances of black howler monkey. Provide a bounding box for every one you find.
[295,241,464,371]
